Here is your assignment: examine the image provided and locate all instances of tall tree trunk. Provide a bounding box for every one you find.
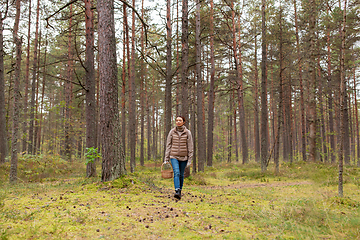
[195,0,205,171]
[180,0,189,119]
[232,4,248,164]
[164,0,172,157]
[22,0,31,154]
[28,0,40,155]
[152,85,156,159]
[98,0,126,181]
[85,0,97,177]
[38,33,47,154]
[353,72,360,167]
[207,0,215,167]
[10,0,22,183]
[353,68,360,166]
[0,13,7,164]
[228,94,233,163]
[254,35,260,164]
[139,0,145,166]
[275,6,285,174]
[344,88,350,165]
[175,0,180,116]
[191,82,197,173]
[34,30,41,154]
[146,92,151,161]
[122,3,128,158]
[233,91,239,162]
[317,53,327,162]
[294,0,306,162]
[64,3,73,161]
[327,5,335,164]
[308,0,317,162]
[129,0,136,172]
[338,0,346,197]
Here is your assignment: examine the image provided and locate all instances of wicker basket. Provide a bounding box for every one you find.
[161,162,173,179]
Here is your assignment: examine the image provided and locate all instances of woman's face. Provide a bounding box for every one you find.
[175,117,185,127]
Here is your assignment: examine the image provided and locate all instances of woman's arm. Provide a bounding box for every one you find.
[187,131,194,166]
[164,130,173,162]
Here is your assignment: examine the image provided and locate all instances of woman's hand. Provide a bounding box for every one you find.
[186,161,191,168]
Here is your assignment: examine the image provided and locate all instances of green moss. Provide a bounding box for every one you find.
[0,160,360,239]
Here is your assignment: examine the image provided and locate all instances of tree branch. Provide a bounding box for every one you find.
[45,0,79,29]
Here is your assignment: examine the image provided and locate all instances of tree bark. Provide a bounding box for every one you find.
[38,32,47,155]
[64,3,73,161]
[254,35,260,164]
[10,0,22,183]
[139,0,145,166]
[338,0,346,197]
[344,90,350,165]
[317,52,327,162]
[233,91,239,162]
[191,82,197,173]
[34,30,41,154]
[195,0,205,171]
[164,0,172,158]
[308,0,317,162]
[98,0,126,181]
[294,0,306,162]
[85,0,97,177]
[129,0,136,172]
[28,0,40,155]
[275,6,285,174]
[228,94,233,163]
[326,5,335,164]
[122,3,128,158]
[207,0,215,167]
[22,0,31,154]
[0,13,7,164]
[232,3,248,164]
[180,0,189,119]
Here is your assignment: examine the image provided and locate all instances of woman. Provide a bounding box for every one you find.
[164,116,193,200]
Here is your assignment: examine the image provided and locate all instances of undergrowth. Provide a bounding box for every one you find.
[0,158,359,239]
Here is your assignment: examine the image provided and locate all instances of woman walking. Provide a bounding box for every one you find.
[164,116,193,199]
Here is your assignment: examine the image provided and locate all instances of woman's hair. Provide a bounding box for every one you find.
[176,115,186,122]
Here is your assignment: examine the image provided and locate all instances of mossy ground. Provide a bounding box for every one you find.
[0,156,360,239]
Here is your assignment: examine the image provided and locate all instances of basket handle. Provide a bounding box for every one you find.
[161,162,171,171]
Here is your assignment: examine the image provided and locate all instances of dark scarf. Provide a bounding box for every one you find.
[176,125,185,132]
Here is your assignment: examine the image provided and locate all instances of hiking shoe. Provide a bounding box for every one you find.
[174,189,181,200]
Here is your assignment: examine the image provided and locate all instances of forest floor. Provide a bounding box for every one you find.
[1,155,360,239]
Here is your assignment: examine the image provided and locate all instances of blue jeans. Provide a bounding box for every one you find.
[170,158,188,190]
